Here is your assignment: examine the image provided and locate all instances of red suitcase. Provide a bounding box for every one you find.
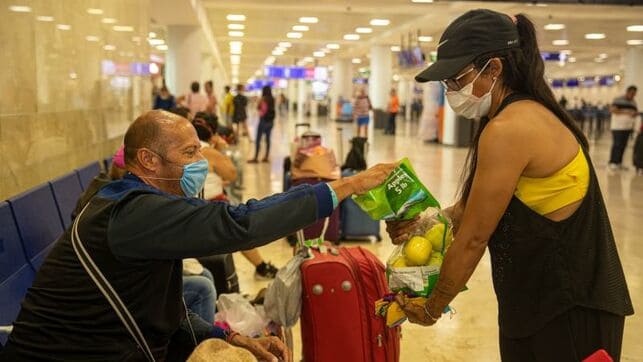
[300,246,400,362]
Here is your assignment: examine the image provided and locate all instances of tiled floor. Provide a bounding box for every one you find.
[232,113,642,361]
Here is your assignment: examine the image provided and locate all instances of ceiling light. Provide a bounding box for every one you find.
[287,32,302,39]
[594,57,605,63]
[393,74,400,81]
[544,24,565,30]
[102,18,117,24]
[560,49,572,55]
[255,70,262,76]
[8,5,31,12]
[230,41,243,47]
[552,39,569,46]
[585,33,606,40]
[313,51,325,57]
[148,38,165,45]
[56,24,71,30]
[299,17,318,24]
[85,35,100,42]
[391,45,401,52]
[156,44,168,51]
[272,49,284,55]
[326,43,340,49]
[412,0,434,3]
[103,44,116,51]
[627,39,643,45]
[344,34,360,40]
[86,8,103,15]
[568,57,577,63]
[264,56,276,65]
[36,15,54,22]
[293,25,309,32]
[627,25,643,32]
[276,46,287,52]
[352,58,361,64]
[279,42,292,48]
[148,32,156,38]
[303,57,314,62]
[615,75,621,81]
[418,36,433,42]
[231,55,241,64]
[598,53,608,58]
[322,48,331,53]
[230,48,242,55]
[356,27,372,34]
[229,31,244,37]
[113,25,134,32]
[228,24,245,30]
[227,14,246,21]
[370,19,390,26]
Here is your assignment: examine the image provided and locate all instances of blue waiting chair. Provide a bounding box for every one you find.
[75,161,101,190]
[8,184,64,271]
[0,202,36,345]
[49,172,83,229]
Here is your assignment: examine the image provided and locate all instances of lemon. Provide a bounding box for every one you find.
[427,252,444,267]
[403,236,432,266]
[390,257,409,268]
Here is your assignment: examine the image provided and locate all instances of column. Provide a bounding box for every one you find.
[369,45,392,130]
[166,25,203,97]
[330,58,353,119]
[297,79,307,120]
[623,47,643,106]
[287,80,297,114]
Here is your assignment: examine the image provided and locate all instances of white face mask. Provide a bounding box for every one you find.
[445,59,497,120]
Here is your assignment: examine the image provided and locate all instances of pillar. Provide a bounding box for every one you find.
[166,25,203,97]
[368,45,392,110]
[297,79,306,119]
[331,58,353,119]
[287,80,297,114]
[623,47,643,106]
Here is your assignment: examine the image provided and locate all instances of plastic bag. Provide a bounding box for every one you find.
[386,212,453,297]
[352,158,439,221]
[215,293,269,337]
[263,249,307,328]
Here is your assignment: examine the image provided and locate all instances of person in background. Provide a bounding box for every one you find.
[387,10,632,361]
[194,123,279,279]
[177,81,209,116]
[154,85,176,111]
[278,93,289,117]
[222,85,235,126]
[609,85,638,171]
[353,88,372,138]
[559,95,568,110]
[385,88,400,135]
[248,86,276,163]
[204,80,219,118]
[2,109,395,361]
[232,84,249,139]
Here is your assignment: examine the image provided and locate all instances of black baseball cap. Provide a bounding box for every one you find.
[415,9,520,83]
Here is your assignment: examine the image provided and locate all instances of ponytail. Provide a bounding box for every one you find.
[458,13,588,204]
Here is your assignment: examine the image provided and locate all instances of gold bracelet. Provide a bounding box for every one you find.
[423,302,440,322]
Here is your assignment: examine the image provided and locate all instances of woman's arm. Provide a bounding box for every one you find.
[203,147,237,182]
[422,119,530,321]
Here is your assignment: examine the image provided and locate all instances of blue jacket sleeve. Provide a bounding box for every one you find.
[107,183,334,260]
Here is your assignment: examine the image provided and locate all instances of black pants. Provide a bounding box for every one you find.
[386,112,397,134]
[500,306,625,362]
[609,130,632,165]
[254,120,274,159]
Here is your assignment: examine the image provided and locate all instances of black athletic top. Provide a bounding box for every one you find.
[487,94,634,338]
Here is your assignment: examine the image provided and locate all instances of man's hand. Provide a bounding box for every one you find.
[329,162,397,201]
[230,335,291,362]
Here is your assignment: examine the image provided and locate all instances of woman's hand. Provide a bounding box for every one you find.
[230,334,291,362]
[394,294,438,327]
[386,216,422,245]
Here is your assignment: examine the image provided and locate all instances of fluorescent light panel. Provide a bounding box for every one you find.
[228,24,245,30]
[326,43,340,49]
[229,31,244,37]
[544,23,565,30]
[86,8,103,15]
[299,17,318,23]
[287,32,302,39]
[627,25,643,32]
[102,18,117,24]
[391,45,401,52]
[585,33,606,40]
[113,25,134,32]
[352,58,361,64]
[418,36,433,42]
[344,34,360,40]
[552,39,569,46]
[227,14,246,21]
[293,25,309,31]
[370,19,390,26]
[356,27,372,34]
[8,5,31,12]
[36,15,54,22]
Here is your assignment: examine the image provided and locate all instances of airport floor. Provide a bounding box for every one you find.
[231,114,642,361]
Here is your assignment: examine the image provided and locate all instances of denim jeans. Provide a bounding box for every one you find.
[183,268,217,325]
[609,130,632,165]
[254,120,274,159]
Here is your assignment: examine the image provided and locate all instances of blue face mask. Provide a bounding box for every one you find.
[179,159,209,197]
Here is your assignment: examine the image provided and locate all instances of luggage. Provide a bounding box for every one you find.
[342,137,368,171]
[341,171,381,241]
[197,254,240,296]
[634,132,643,170]
[300,246,400,362]
[292,178,341,243]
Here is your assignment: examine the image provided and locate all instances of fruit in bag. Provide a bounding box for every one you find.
[353,158,439,221]
[403,236,432,266]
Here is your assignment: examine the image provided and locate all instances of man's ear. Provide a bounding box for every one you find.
[137,148,160,172]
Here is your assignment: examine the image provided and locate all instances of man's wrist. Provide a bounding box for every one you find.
[328,178,355,202]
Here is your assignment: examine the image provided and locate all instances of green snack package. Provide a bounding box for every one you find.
[353,158,439,221]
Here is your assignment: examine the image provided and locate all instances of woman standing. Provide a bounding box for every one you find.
[353,88,372,138]
[387,10,633,361]
[248,86,276,163]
